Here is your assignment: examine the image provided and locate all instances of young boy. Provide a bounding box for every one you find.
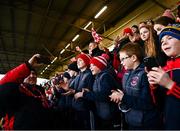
[109,43,160,129]
[67,53,94,130]
[147,25,180,129]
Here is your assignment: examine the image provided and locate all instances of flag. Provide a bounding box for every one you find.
[91,28,102,43]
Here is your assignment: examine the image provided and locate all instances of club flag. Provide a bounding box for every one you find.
[91,28,102,43]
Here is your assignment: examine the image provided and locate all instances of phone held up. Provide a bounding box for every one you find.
[143,57,159,71]
[36,55,51,64]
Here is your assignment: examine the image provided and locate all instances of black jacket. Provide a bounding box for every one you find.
[70,69,94,111]
[83,70,117,120]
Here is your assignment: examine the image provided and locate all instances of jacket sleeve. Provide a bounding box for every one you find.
[121,73,155,110]
[0,62,31,85]
[83,73,94,90]
[83,74,113,102]
[166,82,180,99]
[78,72,94,91]
[163,58,180,99]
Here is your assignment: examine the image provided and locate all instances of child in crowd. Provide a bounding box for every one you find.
[74,55,118,129]
[109,43,161,130]
[147,25,180,130]
[64,53,94,130]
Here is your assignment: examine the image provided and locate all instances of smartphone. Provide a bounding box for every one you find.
[36,55,51,64]
[143,57,159,71]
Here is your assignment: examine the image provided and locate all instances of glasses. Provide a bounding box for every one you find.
[120,56,131,62]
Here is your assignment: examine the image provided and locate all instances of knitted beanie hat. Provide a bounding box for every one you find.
[159,25,180,42]
[101,53,110,61]
[76,53,91,66]
[68,61,79,72]
[90,56,107,70]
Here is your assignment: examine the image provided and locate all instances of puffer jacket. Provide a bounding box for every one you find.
[70,69,94,111]
[83,69,118,120]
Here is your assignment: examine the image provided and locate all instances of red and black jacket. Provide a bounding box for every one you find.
[163,57,180,98]
[151,57,180,129]
[0,63,31,130]
[0,63,51,130]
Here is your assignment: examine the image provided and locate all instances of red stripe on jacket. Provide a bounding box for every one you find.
[163,58,180,99]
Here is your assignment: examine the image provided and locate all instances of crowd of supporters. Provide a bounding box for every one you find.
[0,6,180,130]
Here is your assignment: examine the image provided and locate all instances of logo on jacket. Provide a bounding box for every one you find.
[131,76,139,86]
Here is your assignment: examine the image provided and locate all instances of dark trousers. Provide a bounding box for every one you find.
[73,110,90,130]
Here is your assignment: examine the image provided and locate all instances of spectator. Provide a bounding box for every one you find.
[88,41,104,57]
[146,19,154,26]
[63,53,94,129]
[55,62,79,130]
[138,21,146,29]
[63,61,80,129]
[0,54,53,130]
[63,72,71,84]
[53,72,71,129]
[112,30,130,71]
[139,25,168,66]
[109,43,161,130]
[147,25,180,129]
[129,25,141,43]
[154,16,175,35]
[153,9,175,35]
[67,61,79,79]
[162,9,175,20]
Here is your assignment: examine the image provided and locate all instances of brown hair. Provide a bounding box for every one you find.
[154,16,175,26]
[139,25,157,57]
[120,42,144,62]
